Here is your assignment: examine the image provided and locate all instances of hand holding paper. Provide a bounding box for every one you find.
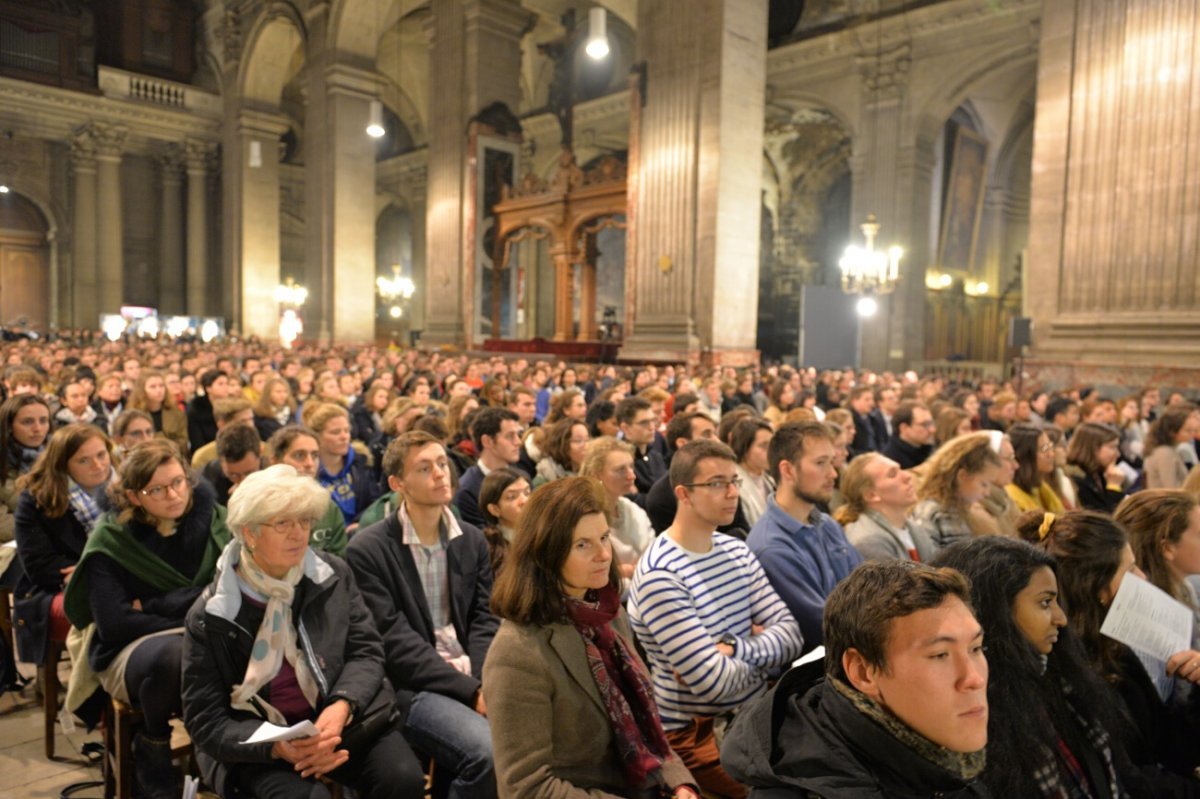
[1100,573,1194,699]
[240,719,320,745]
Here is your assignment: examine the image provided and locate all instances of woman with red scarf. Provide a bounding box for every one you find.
[485,477,699,798]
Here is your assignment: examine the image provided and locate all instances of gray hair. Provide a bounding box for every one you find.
[227,463,330,534]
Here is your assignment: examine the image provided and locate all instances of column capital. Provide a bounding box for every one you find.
[156,143,186,183]
[323,62,379,100]
[858,41,911,104]
[70,126,98,171]
[184,138,219,174]
[90,122,127,161]
[462,0,532,42]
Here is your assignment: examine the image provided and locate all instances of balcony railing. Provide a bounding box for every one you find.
[97,65,220,116]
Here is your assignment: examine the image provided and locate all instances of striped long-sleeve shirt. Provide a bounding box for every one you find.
[627,532,804,730]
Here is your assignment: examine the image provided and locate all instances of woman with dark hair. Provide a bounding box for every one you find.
[127,370,189,455]
[933,536,1139,798]
[252,376,297,442]
[485,477,699,798]
[534,417,590,487]
[1066,422,1128,513]
[1022,510,1200,786]
[730,417,774,527]
[1145,407,1197,489]
[951,389,982,430]
[0,394,52,548]
[479,467,531,578]
[763,382,794,429]
[13,424,114,665]
[545,388,588,427]
[350,380,394,444]
[586,398,619,438]
[1007,423,1066,514]
[64,439,231,799]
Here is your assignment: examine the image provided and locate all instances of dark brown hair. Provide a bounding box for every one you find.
[490,477,617,626]
[19,424,113,518]
[1146,406,1195,451]
[1066,422,1119,476]
[668,438,736,489]
[729,417,772,463]
[0,394,52,483]
[1008,423,1048,494]
[382,430,443,478]
[824,560,972,681]
[111,438,193,526]
[542,418,588,472]
[766,420,836,484]
[1115,489,1199,606]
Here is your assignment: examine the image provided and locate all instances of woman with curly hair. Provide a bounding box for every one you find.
[533,418,589,487]
[910,431,1002,549]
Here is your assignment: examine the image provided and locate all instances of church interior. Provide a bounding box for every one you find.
[0,0,1195,389]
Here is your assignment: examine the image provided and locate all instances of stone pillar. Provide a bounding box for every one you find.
[93,123,126,314]
[406,168,429,334]
[156,144,186,314]
[184,139,214,317]
[1027,0,1200,384]
[622,0,768,365]
[423,0,527,346]
[229,110,288,340]
[70,128,98,327]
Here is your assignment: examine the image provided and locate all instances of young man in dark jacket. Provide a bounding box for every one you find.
[347,431,500,799]
[721,560,991,798]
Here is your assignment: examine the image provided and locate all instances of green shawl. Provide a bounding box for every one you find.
[64,505,232,629]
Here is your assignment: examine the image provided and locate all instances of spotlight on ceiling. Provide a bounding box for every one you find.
[366,100,386,138]
[586,7,610,60]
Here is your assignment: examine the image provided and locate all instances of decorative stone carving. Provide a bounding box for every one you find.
[156,142,186,182]
[70,126,98,171]
[220,7,242,66]
[184,138,218,173]
[859,42,912,102]
[90,123,127,159]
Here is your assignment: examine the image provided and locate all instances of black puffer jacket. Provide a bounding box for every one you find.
[721,660,991,799]
[182,544,393,796]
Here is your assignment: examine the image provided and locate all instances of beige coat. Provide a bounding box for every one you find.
[484,613,694,799]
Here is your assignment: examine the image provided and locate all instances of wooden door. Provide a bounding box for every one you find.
[0,243,49,329]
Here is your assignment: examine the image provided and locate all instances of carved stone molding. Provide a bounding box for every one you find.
[70,126,97,171]
[156,142,186,182]
[184,138,219,173]
[220,7,243,66]
[859,42,911,103]
[88,122,127,160]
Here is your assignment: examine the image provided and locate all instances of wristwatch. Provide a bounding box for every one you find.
[718,632,738,653]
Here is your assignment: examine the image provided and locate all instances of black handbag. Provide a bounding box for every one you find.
[338,678,400,753]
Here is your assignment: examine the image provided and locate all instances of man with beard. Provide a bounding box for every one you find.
[747,421,863,650]
[629,440,803,799]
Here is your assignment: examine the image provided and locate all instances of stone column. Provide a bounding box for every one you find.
[423,0,527,346]
[622,0,768,365]
[184,139,214,317]
[70,127,98,327]
[156,144,186,314]
[406,167,429,334]
[229,110,289,340]
[92,123,126,314]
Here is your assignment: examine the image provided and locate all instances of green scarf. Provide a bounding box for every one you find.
[64,505,233,629]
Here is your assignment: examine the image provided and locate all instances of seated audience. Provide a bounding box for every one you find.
[13,424,113,665]
[347,431,500,799]
[266,425,347,556]
[911,431,1002,548]
[631,439,803,798]
[111,409,155,460]
[190,397,254,470]
[580,437,654,583]
[837,453,937,562]
[1065,422,1128,513]
[533,417,589,487]
[1023,510,1200,782]
[200,423,263,506]
[64,440,231,799]
[747,421,862,648]
[1145,406,1196,489]
[128,370,188,455]
[485,477,700,798]
[453,406,525,528]
[54,375,106,430]
[934,536,1146,797]
[1006,423,1066,513]
[730,418,774,528]
[880,401,935,470]
[479,467,530,578]
[721,560,988,797]
[252,376,297,442]
[182,464,424,799]
[305,401,379,527]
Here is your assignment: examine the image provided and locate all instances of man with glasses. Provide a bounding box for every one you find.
[881,401,936,470]
[616,396,667,495]
[747,421,863,650]
[629,439,803,799]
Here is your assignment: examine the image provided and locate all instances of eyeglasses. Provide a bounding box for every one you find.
[683,477,743,493]
[140,475,189,499]
[258,518,315,534]
[1039,443,1056,453]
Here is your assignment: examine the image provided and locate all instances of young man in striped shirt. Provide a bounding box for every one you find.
[629,439,804,799]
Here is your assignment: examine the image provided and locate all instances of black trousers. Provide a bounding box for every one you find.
[226,726,426,799]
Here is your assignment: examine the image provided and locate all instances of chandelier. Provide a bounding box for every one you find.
[376,264,416,301]
[839,213,903,295]
[273,276,308,306]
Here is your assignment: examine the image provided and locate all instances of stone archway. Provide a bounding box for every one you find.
[0,191,50,331]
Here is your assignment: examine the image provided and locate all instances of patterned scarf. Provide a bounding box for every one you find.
[566,585,672,789]
[1028,677,1121,799]
[230,543,320,725]
[67,471,111,531]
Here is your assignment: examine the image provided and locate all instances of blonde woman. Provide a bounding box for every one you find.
[579,437,653,582]
[911,432,1003,549]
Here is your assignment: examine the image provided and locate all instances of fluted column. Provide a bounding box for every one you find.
[157,144,185,314]
[184,140,214,317]
[93,124,126,314]
[70,128,98,327]
[622,0,768,365]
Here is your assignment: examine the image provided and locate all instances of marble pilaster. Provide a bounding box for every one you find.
[184,139,214,316]
[156,144,185,314]
[70,128,98,327]
[92,123,126,314]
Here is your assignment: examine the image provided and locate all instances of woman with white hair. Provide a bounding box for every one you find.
[182,464,424,799]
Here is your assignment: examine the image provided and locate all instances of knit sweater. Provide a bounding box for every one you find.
[627,532,803,730]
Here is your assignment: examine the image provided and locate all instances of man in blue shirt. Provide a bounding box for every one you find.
[747,421,863,650]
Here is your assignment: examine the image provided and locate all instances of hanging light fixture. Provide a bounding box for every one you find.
[839,214,902,295]
[366,100,386,138]
[585,7,609,60]
[376,263,415,301]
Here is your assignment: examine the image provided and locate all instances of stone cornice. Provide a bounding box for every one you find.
[521,89,630,139]
[0,76,221,153]
[377,148,429,191]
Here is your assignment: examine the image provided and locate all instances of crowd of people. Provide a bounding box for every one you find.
[2,331,1200,798]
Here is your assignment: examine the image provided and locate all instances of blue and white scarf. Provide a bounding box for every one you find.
[67,472,111,531]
